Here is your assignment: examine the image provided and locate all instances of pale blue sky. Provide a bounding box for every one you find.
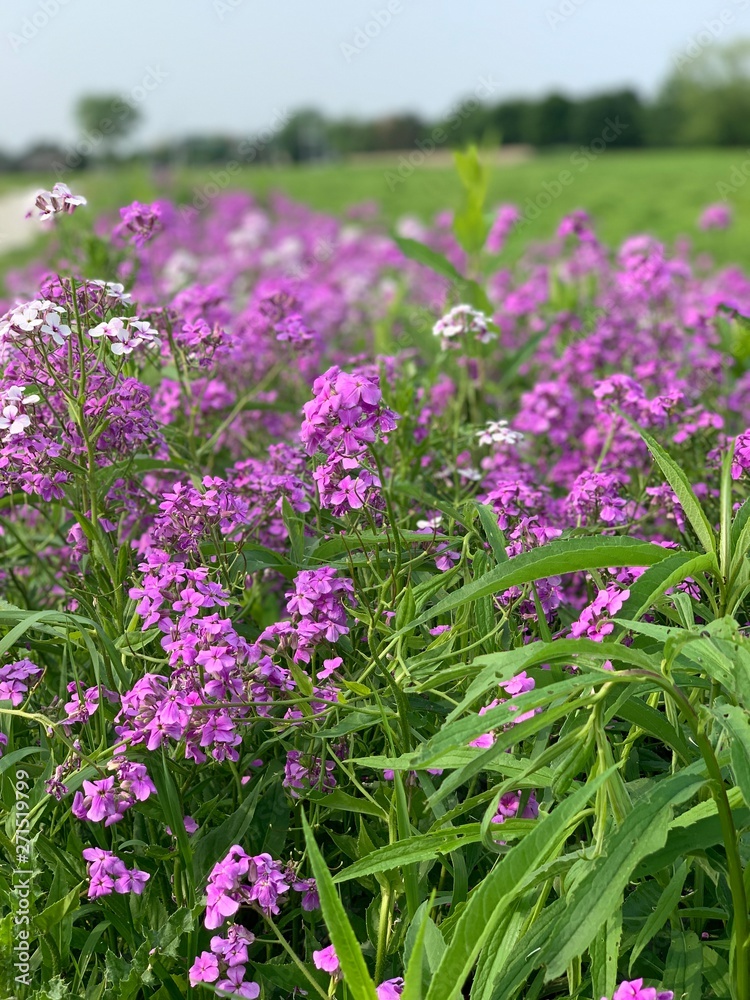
[2,0,749,151]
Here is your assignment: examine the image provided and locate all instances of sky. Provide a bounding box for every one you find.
[1,0,750,152]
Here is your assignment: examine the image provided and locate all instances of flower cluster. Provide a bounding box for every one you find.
[470,671,538,748]
[82,848,149,899]
[189,926,260,998]
[151,477,251,554]
[88,316,161,356]
[204,845,318,930]
[432,304,495,349]
[283,749,337,797]
[27,183,86,221]
[115,200,164,247]
[606,980,673,1000]
[301,365,398,513]
[0,658,41,705]
[71,758,156,825]
[698,202,732,231]
[570,586,631,642]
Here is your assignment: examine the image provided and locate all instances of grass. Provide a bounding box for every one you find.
[2,147,750,281]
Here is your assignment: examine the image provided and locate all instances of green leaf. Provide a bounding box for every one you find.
[301,811,378,1000]
[589,907,622,1000]
[402,536,674,632]
[192,779,263,884]
[624,417,716,555]
[334,823,531,882]
[153,753,193,895]
[393,237,492,312]
[395,585,418,634]
[0,746,47,778]
[403,899,445,1000]
[393,237,464,283]
[662,930,703,1000]
[469,898,527,1000]
[34,882,82,933]
[540,772,705,980]
[312,789,387,819]
[618,551,713,621]
[629,861,689,971]
[475,504,508,563]
[710,703,750,808]
[701,945,732,999]
[421,772,610,1000]
[401,908,429,1000]
[282,497,306,566]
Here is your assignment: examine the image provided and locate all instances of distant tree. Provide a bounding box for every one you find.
[172,135,237,166]
[653,40,750,145]
[485,101,536,145]
[275,109,331,162]
[569,90,645,147]
[370,114,426,150]
[528,93,574,146]
[75,94,141,159]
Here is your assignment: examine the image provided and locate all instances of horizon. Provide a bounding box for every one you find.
[2,0,749,153]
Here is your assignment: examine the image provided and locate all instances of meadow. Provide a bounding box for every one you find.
[1,148,750,1000]
[3,147,750,278]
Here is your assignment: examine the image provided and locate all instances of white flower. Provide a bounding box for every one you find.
[89,280,132,306]
[457,466,483,482]
[88,317,161,356]
[28,183,87,221]
[476,420,524,448]
[416,514,442,531]
[40,310,71,347]
[0,385,40,440]
[0,299,56,341]
[432,304,496,349]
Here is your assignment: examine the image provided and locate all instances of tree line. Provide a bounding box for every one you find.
[5,40,750,172]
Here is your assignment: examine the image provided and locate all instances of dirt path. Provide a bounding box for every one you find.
[0,188,38,255]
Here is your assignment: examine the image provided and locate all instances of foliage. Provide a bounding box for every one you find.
[0,161,750,1000]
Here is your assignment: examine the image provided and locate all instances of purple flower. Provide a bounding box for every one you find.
[377,978,405,1000]
[81,776,117,823]
[698,202,732,231]
[189,951,220,986]
[115,200,163,247]
[292,877,320,911]
[28,183,86,221]
[607,980,673,1000]
[313,944,340,976]
[0,658,41,706]
[570,586,630,643]
[215,966,260,998]
[486,204,520,253]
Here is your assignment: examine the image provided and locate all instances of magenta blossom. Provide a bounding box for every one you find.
[313,944,341,976]
[607,979,673,1000]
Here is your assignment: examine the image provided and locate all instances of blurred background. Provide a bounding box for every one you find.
[3,0,750,277]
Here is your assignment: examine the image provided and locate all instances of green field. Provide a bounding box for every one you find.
[2,148,750,282]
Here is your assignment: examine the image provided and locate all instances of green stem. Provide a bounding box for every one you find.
[266,917,329,1000]
[374,884,393,985]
